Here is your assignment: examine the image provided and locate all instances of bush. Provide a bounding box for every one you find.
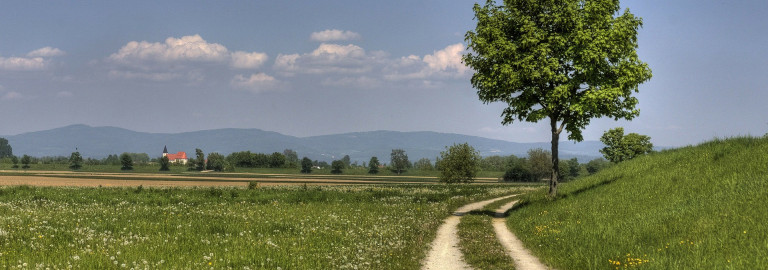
[247,181,259,190]
[368,157,380,174]
[503,164,532,182]
[331,160,344,174]
[301,157,313,174]
[438,143,481,183]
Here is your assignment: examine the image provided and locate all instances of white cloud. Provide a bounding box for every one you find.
[423,43,468,74]
[274,43,375,75]
[271,42,470,89]
[230,51,268,69]
[1,91,22,100]
[109,34,229,63]
[231,73,282,93]
[27,47,65,57]
[0,46,65,70]
[310,29,361,42]
[0,56,47,71]
[106,34,269,81]
[385,43,468,80]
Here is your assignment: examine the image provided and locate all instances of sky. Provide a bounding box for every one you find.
[0,0,767,147]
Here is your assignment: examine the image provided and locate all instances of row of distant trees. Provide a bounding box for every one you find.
[2,126,651,182]
[0,143,613,181]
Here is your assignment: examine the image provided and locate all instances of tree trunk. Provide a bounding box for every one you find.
[549,117,560,197]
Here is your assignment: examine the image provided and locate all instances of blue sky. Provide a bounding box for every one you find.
[0,1,766,147]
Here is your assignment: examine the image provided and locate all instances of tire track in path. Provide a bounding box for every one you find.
[421,194,516,270]
[493,200,550,270]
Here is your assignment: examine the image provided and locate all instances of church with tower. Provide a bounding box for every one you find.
[162,146,188,164]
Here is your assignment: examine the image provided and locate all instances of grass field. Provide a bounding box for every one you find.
[507,136,768,269]
[0,184,524,269]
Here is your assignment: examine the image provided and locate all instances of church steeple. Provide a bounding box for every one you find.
[163,145,168,157]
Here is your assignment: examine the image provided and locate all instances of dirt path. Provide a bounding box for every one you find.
[493,200,550,270]
[421,194,517,270]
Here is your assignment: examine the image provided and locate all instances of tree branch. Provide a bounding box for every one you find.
[557,120,566,135]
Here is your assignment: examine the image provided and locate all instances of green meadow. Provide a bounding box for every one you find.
[2,137,766,269]
[0,184,521,269]
[506,136,768,269]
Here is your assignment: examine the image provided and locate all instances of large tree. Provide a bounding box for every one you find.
[206,152,226,172]
[283,149,299,168]
[10,155,19,169]
[330,160,344,174]
[368,156,380,174]
[195,149,205,171]
[120,153,133,170]
[390,149,410,175]
[300,157,313,174]
[341,155,351,168]
[269,152,286,168]
[0,138,12,158]
[464,0,652,196]
[21,154,31,169]
[527,148,553,182]
[159,155,171,171]
[69,151,83,171]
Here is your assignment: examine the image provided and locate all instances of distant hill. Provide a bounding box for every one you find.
[2,124,604,163]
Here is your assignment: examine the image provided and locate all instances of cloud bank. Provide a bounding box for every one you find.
[106,34,270,82]
[100,33,468,91]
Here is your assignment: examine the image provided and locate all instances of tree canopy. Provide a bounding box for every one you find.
[438,143,481,183]
[206,152,226,172]
[120,153,133,170]
[0,138,12,158]
[301,157,313,174]
[21,155,31,169]
[464,0,651,196]
[331,160,344,174]
[368,156,380,174]
[10,155,19,169]
[194,149,205,171]
[390,149,410,175]
[159,155,170,171]
[600,127,653,163]
[69,151,83,170]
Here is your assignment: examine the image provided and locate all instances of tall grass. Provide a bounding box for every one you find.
[506,136,768,269]
[0,184,516,269]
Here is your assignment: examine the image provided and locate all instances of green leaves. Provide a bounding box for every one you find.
[599,127,653,163]
[438,143,481,183]
[464,0,651,141]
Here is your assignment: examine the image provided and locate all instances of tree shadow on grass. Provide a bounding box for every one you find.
[461,176,623,218]
[461,204,524,219]
[558,176,621,199]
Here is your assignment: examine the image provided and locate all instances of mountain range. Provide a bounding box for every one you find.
[1,124,605,163]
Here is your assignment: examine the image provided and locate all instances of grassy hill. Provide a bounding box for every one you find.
[507,136,768,269]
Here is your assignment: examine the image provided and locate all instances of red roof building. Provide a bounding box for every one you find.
[163,146,188,164]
